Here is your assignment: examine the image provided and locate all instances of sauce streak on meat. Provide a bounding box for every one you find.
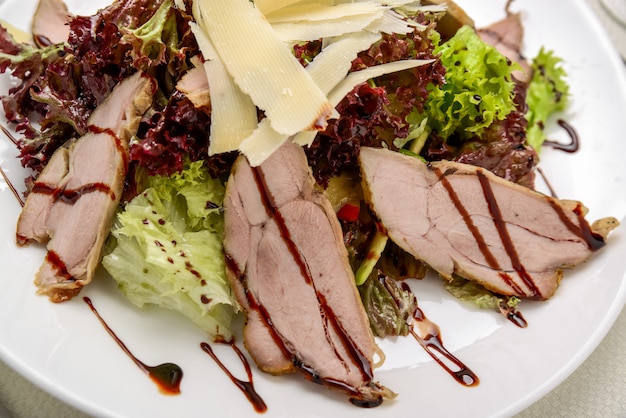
[477,170,542,298]
[544,119,580,153]
[32,181,115,203]
[200,341,267,413]
[46,250,75,281]
[83,297,183,395]
[435,166,605,299]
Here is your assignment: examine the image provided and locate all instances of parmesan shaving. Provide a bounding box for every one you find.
[266,2,383,24]
[272,12,384,43]
[190,21,258,155]
[238,119,289,167]
[254,0,303,16]
[194,0,334,136]
[302,31,382,95]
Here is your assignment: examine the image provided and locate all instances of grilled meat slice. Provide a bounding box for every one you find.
[223,141,392,406]
[359,147,618,300]
[16,71,155,302]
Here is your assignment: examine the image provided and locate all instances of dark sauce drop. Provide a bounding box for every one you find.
[83,297,183,395]
[200,341,267,413]
[544,119,580,153]
[499,301,528,328]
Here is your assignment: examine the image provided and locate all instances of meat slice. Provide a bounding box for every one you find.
[16,71,155,302]
[478,13,531,83]
[359,147,618,300]
[31,0,73,47]
[223,141,392,406]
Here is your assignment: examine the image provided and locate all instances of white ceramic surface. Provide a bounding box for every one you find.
[1,1,625,417]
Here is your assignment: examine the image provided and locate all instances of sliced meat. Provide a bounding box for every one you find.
[359,147,618,300]
[176,57,211,109]
[223,141,392,406]
[16,71,155,302]
[32,0,73,47]
[478,13,531,83]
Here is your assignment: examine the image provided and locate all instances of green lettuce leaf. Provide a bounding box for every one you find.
[443,276,520,312]
[102,161,239,340]
[525,47,569,151]
[424,25,517,140]
[359,271,418,337]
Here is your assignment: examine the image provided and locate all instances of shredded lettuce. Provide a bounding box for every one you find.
[525,47,569,152]
[102,161,239,341]
[424,25,517,141]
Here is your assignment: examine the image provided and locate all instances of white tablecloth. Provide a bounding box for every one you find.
[1,1,625,417]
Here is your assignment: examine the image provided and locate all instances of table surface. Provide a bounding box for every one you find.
[1,1,625,417]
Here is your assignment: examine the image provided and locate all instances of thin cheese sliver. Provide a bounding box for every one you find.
[266,2,383,24]
[239,119,289,167]
[194,0,334,136]
[272,11,384,43]
[244,31,381,160]
[189,22,258,155]
[254,0,303,16]
[306,31,382,96]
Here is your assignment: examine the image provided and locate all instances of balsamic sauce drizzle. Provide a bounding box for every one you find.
[402,283,479,387]
[0,124,24,206]
[200,341,267,413]
[544,119,580,153]
[83,297,183,395]
[0,165,24,207]
[32,181,115,203]
[410,307,479,387]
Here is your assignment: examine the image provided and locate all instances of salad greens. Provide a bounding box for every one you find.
[102,161,239,340]
[525,47,570,151]
[422,25,517,142]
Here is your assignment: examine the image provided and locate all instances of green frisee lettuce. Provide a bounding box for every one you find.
[525,47,570,152]
[102,161,239,341]
[424,25,517,141]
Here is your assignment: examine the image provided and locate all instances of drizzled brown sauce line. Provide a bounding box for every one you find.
[83,297,183,395]
[410,308,479,387]
[32,181,115,203]
[548,200,605,251]
[87,124,130,170]
[544,119,580,153]
[200,341,267,413]
[0,124,24,206]
[0,165,24,207]
[477,170,542,298]
[435,167,527,296]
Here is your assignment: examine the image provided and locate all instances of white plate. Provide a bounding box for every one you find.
[1,0,625,417]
